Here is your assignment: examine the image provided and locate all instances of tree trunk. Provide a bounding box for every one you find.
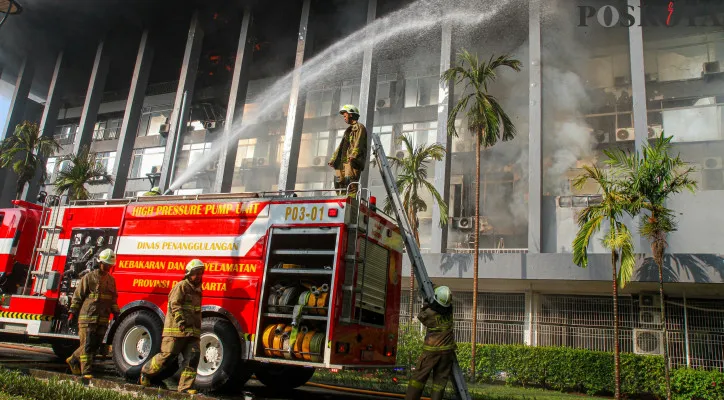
[408,208,417,326]
[611,250,621,400]
[654,239,672,400]
[471,144,481,380]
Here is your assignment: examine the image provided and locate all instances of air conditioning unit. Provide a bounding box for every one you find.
[395,150,407,159]
[58,160,72,173]
[204,121,217,130]
[256,157,267,167]
[648,125,663,139]
[376,98,391,109]
[703,61,720,74]
[313,156,324,166]
[591,129,609,144]
[703,157,723,170]
[453,217,473,230]
[616,128,635,142]
[639,294,661,308]
[639,309,662,326]
[633,329,664,355]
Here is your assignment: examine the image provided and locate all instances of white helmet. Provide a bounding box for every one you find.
[339,104,360,118]
[98,249,116,265]
[434,286,452,308]
[185,259,205,276]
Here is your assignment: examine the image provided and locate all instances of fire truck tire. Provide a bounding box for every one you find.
[51,341,77,360]
[194,317,248,392]
[112,310,178,381]
[254,364,315,390]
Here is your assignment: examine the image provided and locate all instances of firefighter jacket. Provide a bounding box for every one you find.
[417,304,456,352]
[330,121,367,171]
[163,279,202,338]
[70,269,120,326]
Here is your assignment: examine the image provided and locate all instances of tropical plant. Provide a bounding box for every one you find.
[611,133,697,400]
[442,49,521,378]
[382,134,448,320]
[0,121,61,200]
[53,146,113,201]
[571,161,637,400]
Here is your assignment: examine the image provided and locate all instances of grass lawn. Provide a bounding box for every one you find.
[471,383,611,400]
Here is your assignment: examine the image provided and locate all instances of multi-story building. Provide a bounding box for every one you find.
[0,0,723,370]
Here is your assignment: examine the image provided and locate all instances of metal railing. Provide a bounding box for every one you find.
[446,248,529,254]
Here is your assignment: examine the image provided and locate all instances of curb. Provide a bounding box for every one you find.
[24,368,216,400]
[306,381,432,400]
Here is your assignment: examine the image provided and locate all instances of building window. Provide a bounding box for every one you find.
[130,147,165,179]
[96,152,117,175]
[93,117,123,141]
[137,105,172,137]
[339,80,360,110]
[45,157,57,184]
[236,138,258,169]
[176,143,213,177]
[305,88,334,118]
[300,131,330,167]
[404,76,439,108]
[401,121,437,150]
[371,125,393,160]
[54,123,78,145]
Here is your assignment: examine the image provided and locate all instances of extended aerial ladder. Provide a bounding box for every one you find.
[370,132,472,400]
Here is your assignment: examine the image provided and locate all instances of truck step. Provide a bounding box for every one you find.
[36,248,58,255]
[40,226,63,232]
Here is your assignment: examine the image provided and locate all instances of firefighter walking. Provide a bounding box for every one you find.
[66,249,120,378]
[329,104,367,196]
[140,259,204,394]
[405,286,456,400]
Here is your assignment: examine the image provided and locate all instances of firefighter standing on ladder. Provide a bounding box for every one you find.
[140,259,204,394]
[66,249,120,378]
[406,286,456,400]
[329,104,367,196]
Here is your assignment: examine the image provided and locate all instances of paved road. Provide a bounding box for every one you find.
[0,343,388,400]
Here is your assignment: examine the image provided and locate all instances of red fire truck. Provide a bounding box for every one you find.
[0,192,403,391]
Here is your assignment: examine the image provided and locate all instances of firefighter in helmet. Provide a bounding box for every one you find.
[140,259,204,394]
[66,249,120,378]
[405,286,456,400]
[329,104,367,196]
[143,187,161,196]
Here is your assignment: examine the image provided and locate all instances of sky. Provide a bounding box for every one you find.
[0,79,14,136]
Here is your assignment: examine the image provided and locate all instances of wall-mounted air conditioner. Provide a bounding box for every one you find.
[313,156,324,166]
[591,129,610,144]
[648,125,663,139]
[394,150,408,159]
[204,121,217,130]
[703,157,723,170]
[639,294,661,308]
[376,98,391,109]
[453,217,473,230]
[616,128,635,142]
[58,160,72,173]
[256,157,267,167]
[633,329,664,355]
[639,309,662,326]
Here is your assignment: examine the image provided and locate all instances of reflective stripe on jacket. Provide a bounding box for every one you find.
[418,305,456,352]
[329,122,367,171]
[163,279,202,338]
[70,269,120,326]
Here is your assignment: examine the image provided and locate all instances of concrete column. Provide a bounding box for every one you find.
[527,0,543,253]
[73,39,111,155]
[523,290,539,346]
[158,11,204,192]
[213,8,253,193]
[357,0,378,191]
[111,30,154,198]
[430,20,454,254]
[24,52,66,202]
[277,0,312,192]
[628,0,647,248]
[0,57,34,207]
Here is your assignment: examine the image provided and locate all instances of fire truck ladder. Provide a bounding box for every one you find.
[25,195,65,295]
[370,132,472,400]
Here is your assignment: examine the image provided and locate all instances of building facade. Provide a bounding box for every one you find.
[1,0,723,370]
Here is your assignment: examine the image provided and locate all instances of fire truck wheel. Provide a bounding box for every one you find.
[194,317,247,392]
[112,310,178,381]
[51,341,77,360]
[254,364,315,390]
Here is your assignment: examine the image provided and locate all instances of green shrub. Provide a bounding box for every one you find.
[670,368,724,400]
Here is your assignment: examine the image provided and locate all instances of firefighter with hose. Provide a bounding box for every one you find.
[405,286,456,400]
[66,249,120,379]
[142,186,161,196]
[140,259,204,394]
[329,104,367,196]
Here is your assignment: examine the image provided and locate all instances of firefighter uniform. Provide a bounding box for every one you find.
[406,287,456,400]
[330,105,367,196]
[66,250,120,377]
[141,260,203,393]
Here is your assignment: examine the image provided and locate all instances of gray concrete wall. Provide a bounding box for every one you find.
[667,190,724,254]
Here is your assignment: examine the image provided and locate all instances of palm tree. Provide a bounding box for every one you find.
[53,146,113,201]
[613,133,697,400]
[382,134,448,321]
[0,121,61,199]
[572,162,637,400]
[442,49,521,378]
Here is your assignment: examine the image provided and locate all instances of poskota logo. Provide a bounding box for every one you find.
[578,1,724,28]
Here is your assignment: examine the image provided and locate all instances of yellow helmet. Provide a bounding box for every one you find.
[339,104,360,117]
[98,249,116,265]
[185,259,205,276]
[434,286,452,308]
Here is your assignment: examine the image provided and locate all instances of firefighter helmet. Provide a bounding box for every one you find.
[185,259,205,276]
[434,286,452,307]
[339,104,360,118]
[98,249,116,265]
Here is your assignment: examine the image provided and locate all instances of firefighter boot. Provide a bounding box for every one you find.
[139,373,151,387]
[66,356,81,375]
